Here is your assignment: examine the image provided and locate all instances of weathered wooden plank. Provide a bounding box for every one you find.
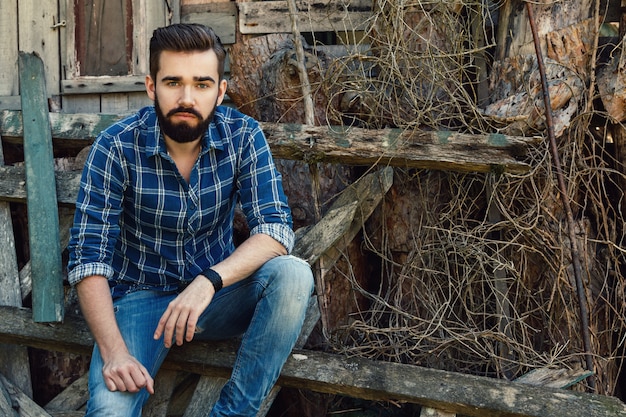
[0,2,18,97]
[0,373,18,417]
[0,373,52,417]
[0,135,33,398]
[1,305,625,417]
[144,369,179,417]
[19,52,64,323]
[305,166,393,268]
[0,110,124,148]
[44,373,88,413]
[61,76,147,95]
[181,3,237,44]
[182,377,227,417]
[18,0,60,97]
[0,77,27,402]
[0,96,21,111]
[514,367,594,389]
[262,124,538,173]
[238,0,372,34]
[0,110,539,173]
[19,210,74,301]
[0,166,80,205]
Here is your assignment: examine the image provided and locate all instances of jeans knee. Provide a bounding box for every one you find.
[85,387,147,417]
[270,255,314,295]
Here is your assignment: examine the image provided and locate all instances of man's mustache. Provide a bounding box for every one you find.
[166,107,202,119]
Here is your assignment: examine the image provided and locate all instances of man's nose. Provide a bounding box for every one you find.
[178,86,194,107]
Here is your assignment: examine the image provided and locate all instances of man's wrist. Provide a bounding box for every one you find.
[201,268,223,293]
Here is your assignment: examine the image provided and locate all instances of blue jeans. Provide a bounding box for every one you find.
[84,255,314,417]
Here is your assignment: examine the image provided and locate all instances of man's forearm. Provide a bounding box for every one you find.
[76,275,129,360]
[208,233,287,288]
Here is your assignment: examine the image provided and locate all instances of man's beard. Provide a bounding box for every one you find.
[155,96,215,144]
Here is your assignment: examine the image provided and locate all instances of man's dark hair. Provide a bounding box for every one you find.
[149,23,226,81]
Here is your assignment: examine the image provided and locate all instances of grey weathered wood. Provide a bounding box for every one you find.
[514,367,594,389]
[19,52,64,323]
[61,76,147,95]
[44,373,88,413]
[0,373,52,417]
[0,110,33,398]
[0,165,80,205]
[0,109,539,173]
[181,3,237,44]
[19,210,74,301]
[18,0,60,98]
[0,96,20,110]
[182,377,227,417]
[0,366,18,417]
[0,1,18,98]
[292,201,358,264]
[306,166,393,267]
[1,306,625,417]
[238,0,372,34]
[144,369,179,417]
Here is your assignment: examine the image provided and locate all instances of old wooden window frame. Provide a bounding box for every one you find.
[61,0,178,95]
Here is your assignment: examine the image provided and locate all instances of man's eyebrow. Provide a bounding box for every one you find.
[195,76,216,83]
[159,76,216,83]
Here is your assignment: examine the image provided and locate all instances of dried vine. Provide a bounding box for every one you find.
[304,0,626,397]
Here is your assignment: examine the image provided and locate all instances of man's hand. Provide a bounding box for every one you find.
[153,276,215,348]
[102,350,155,394]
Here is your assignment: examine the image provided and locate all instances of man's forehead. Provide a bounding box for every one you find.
[158,49,219,77]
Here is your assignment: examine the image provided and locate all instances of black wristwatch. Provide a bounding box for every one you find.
[201,268,223,292]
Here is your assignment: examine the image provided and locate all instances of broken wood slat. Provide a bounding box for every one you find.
[238,0,372,34]
[0,109,539,173]
[514,367,594,389]
[44,373,88,414]
[1,306,625,417]
[0,376,18,417]
[0,373,52,417]
[18,52,64,323]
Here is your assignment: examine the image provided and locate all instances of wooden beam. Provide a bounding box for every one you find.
[0,110,539,173]
[181,3,237,44]
[0,305,624,417]
[18,52,64,323]
[238,0,372,34]
[61,76,147,95]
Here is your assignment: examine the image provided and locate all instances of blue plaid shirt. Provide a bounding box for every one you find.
[67,105,294,299]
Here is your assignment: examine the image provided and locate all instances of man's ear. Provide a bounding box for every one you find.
[145,75,156,101]
[216,79,228,106]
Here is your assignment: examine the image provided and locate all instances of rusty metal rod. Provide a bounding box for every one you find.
[524,1,596,391]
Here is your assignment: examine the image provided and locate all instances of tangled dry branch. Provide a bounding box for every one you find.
[304,0,626,396]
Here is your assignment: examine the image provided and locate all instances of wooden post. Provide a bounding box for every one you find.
[18,52,64,323]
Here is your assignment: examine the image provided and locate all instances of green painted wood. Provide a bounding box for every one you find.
[18,52,64,323]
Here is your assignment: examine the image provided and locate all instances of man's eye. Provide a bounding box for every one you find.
[197,83,209,89]
[167,81,179,87]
